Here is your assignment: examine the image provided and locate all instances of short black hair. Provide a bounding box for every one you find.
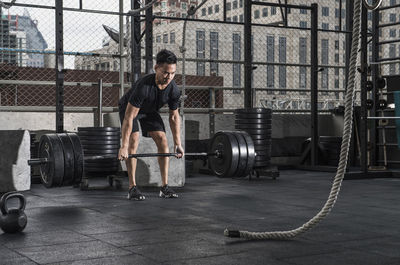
[156,49,177,65]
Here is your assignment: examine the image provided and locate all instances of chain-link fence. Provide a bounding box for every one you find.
[1,0,396,114]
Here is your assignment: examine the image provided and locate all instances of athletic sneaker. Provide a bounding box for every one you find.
[127,186,145,201]
[159,185,179,198]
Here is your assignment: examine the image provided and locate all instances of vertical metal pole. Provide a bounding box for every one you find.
[55,0,64,133]
[119,0,125,98]
[345,0,354,92]
[97,79,103,127]
[284,0,288,27]
[145,0,153,74]
[310,3,319,166]
[339,0,342,31]
[209,87,215,137]
[359,4,369,172]
[243,0,253,109]
[370,6,380,167]
[131,0,141,82]
[223,0,227,22]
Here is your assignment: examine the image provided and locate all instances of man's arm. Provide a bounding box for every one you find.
[169,109,184,157]
[118,103,140,160]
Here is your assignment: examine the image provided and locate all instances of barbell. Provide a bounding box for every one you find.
[28,131,256,188]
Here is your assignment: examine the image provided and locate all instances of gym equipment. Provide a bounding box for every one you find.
[0,192,27,234]
[28,131,256,187]
[376,77,386,89]
[366,80,373,91]
[366,99,374,110]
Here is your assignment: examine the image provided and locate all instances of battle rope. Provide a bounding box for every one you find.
[224,0,363,240]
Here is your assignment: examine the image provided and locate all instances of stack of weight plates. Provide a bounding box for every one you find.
[30,132,41,184]
[77,127,120,176]
[234,108,272,169]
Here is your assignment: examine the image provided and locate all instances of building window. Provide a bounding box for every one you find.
[299,37,307,91]
[335,68,339,76]
[163,33,168,43]
[267,35,275,93]
[271,7,276,15]
[208,6,213,15]
[181,3,187,10]
[335,79,339,89]
[240,0,243,8]
[161,1,166,9]
[322,23,329,30]
[300,21,307,28]
[390,29,396,38]
[227,17,231,22]
[254,10,260,19]
[240,14,243,22]
[215,4,219,13]
[279,37,287,94]
[170,32,175,44]
[262,8,268,17]
[156,35,161,43]
[233,0,238,9]
[390,13,396,22]
[233,33,241,91]
[210,32,219,76]
[335,53,339,63]
[391,0,397,5]
[233,16,238,22]
[335,40,339,50]
[389,44,396,74]
[321,39,329,89]
[201,8,206,16]
[196,30,205,76]
[322,7,329,16]
[300,9,307,14]
[227,2,231,11]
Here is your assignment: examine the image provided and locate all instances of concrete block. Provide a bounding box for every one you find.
[0,130,31,192]
[103,113,185,187]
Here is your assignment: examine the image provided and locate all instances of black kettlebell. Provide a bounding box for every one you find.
[0,192,27,233]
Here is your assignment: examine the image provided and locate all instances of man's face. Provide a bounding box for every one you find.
[155,63,176,87]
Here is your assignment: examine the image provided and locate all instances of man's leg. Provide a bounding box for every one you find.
[126,131,140,189]
[148,131,169,186]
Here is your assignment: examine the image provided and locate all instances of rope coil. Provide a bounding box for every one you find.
[224,0,363,240]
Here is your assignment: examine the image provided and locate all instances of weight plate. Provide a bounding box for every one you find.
[255,149,271,156]
[78,127,120,132]
[78,135,120,141]
[235,118,272,124]
[234,108,272,114]
[235,113,272,120]
[255,155,271,161]
[38,134,64,188]
[254,161,271,168]
[235,123,272,130]
[67,133,84,185]
[80,139,120,146]
[78,131,120,137]
[249,134,270,140]
[83,149,119,155]
[236,131,255,176]
[252,139,271,146]
[57,134,75,186]
[242,129,272,135]
[82,145,121,151]
[231,132,247,178]
[254,146,271,153]
[208,131,239,178]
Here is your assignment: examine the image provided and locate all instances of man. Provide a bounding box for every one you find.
[118,49,184,201]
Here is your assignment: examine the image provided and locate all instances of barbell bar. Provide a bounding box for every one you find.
[28,131,257,188]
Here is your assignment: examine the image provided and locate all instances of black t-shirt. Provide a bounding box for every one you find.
[119,74,180,113]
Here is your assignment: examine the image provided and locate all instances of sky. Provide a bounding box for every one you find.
[5,0,135,68]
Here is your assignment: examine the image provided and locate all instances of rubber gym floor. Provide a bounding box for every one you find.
[1,170,399,265]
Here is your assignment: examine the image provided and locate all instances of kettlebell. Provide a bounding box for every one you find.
[0,192,28,233]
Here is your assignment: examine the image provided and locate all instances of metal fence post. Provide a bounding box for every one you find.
[145,0,153,74]
[244,0,253,109]
[119,0,125,99]
[310,3,319,166]
[131,0,141,83]
[55,0,64,133]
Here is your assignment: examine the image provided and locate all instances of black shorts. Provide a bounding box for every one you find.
[119,107,165,138]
